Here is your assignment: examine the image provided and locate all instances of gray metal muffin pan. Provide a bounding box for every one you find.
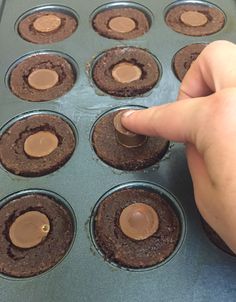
[0,0,236,301]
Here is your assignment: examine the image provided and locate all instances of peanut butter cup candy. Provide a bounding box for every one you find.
[92,109,168,171]
[92,47,160,97]
[18,10,78,44]
[0,192,74,278]
[119,203,159,241]
[0,113,76,177]
[9,54,75,102]
[92,7,150,40]
[165,3,225,36]
[93,188,180,268]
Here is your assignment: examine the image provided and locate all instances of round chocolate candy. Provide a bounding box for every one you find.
[108,16,136,33]
[180,11,208,27]
[33,14,62,33]
[28,69,59,90]
[9,211,50,249]
[112,62,142,84]
[24,131,59,158]
[113,111,147,148]
[119,202,159,240]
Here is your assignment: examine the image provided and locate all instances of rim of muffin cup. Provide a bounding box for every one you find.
[164,0,225,19]
[89,46,162,98]
[90,1,153,39]
[5,50,79,102]
[171,42,208,81]
[89,105,170,170]
[0,189,77,280]
[0,110,78,177]
[164,0,226,36]
[15,4,79,43]
[89,181,186,272]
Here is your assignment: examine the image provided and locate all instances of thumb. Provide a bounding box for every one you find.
[121,97,209,143]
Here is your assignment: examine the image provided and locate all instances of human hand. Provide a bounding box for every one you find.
[121,40,236,253]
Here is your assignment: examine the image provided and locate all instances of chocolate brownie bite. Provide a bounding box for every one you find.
[0,193,74,278]
[173,43,207,81]
[92,7,150,40]
[0,114,76,177]
[9,54,75,102]
[18,10,78,44]
[165,3,225,36]
[92,47,159,97]
[92,110,169,171]
[201,219,235,256]
[93,188,180,268]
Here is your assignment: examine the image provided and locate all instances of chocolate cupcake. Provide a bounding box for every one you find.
[92,47,159,97]
[173,43,207,81]
[165,3,225,36]
[9,54,75,102]
[0,192,74,278]
[18,10,78,44]
[92,110,169,171]
[0,114,76,177]
[93,188,180,268]
[201,219,235,256]
[92,7,149,40]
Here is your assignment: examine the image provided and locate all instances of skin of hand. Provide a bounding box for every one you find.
[121,40,236,253]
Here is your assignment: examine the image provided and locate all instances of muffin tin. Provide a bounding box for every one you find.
[0,0,236,301]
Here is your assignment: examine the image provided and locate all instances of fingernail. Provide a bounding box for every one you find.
[122,110,136,118]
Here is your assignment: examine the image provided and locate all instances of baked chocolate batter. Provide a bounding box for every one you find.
[165,4,225,36]
[92,7,149,40]
[18,10,78,44]
[94,188,180,268]
[173,43,206,81]
[92,47,159,97]
[0,114,76,177]
[92,110,169,170]
[10,54,75,102]
[0,193,74,277]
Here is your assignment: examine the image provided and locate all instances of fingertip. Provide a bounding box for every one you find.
[121,109,141,132]
[121,109,137,127]
[122,110,136,118]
